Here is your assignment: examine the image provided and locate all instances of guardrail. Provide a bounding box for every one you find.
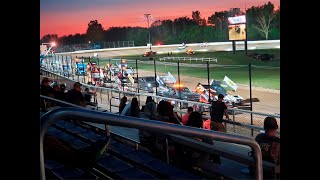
[40,107,264,180]
[159,57,218,62]
[41,68,280,138]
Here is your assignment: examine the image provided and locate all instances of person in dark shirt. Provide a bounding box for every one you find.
[40,77,54,97]
[66,82,86,107]
[255,117,280,164]
[52,84,65,101]
[118,96,127,114]
[83,87,97,106]
[210,94,230,132]
[250,116,280,179]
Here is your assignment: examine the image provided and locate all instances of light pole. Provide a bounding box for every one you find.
[144,13,151,51]
[41,42,56,57]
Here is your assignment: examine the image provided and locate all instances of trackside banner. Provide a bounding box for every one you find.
[228,15,246,25]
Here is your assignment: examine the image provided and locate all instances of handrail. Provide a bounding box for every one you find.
[40,107,263,180]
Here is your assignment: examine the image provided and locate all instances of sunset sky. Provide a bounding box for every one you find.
[40,0,280,38]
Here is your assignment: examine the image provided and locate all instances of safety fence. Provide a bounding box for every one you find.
[55,41,135,53]
[40,68,280,138]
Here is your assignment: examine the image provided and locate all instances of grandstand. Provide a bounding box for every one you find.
[40,68,280,179]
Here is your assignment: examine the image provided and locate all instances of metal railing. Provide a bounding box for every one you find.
[40,68,280,138]
[40,107,263,180]
[160,57,218,62]
[55,41,135,53]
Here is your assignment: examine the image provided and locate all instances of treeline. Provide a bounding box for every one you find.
[40,2,279,46]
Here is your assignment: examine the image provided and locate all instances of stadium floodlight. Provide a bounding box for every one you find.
[41,42,57,57]
[144,13,151,51]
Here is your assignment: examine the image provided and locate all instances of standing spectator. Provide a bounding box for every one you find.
[210,94,229,132]
[118,96,127,114]
[66,82,86,107]
[182,107,194,125]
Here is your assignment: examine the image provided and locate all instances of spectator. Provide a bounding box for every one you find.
[52,84,66,102]
[121,97,140,117]
[59,84,67,101]
[176,112,220,170]
[182,107,194,125]
[210,94,229,132]
[250,117,280,179]
[119,96,127,114]
[144,96,157,119]
[40,77,54,110]
[66,82,86,107]
[130,97,140,117]
[256,116,280,163]
[83,87,96,106]
[202,118,211,130]
[40,77,54,97]
[157,100,180,124]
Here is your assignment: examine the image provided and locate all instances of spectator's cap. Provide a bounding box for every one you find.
[218,94,224,99]
[263,117,278,131]
[73,82,82,88]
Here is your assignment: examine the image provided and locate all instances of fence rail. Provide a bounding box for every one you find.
[55,41,135,53]
[160,57,218,62]
[40,107,264,180]
[40,68,280,138]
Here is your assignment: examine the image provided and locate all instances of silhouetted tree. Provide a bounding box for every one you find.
[40,34,59,44]
[208,11,229,31]
[192,11,207,26]
[86,20,104,43]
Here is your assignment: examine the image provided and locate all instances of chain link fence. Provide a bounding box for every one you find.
[40,55,280,138]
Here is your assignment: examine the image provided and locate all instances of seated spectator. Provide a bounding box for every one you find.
[52,84,65,101]
[40,77,54,110]
[66,82,86,107]
[83,87,97,106]
[175,111,220,170]
[129,97,140,117]
[202,118,211,130]
[156,100,180,124]
[121,97,140,117]
[119,96,127,114]
[40,77,54,97]
[144,96,157,119]
[249,116,280,179]
[182,107,193,125]
[59,84,67,93]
